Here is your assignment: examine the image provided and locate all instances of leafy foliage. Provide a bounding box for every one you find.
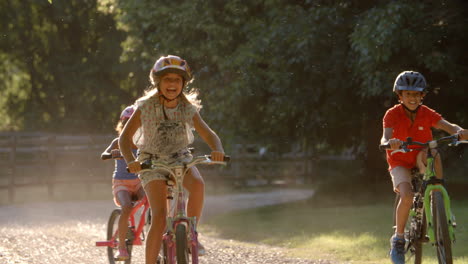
[1,0,467,178]
[0,0,131,131]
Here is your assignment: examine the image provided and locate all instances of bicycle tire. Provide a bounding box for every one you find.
[142,210,151,241]
[393,193,424,264]
[176,224,189,264]
[432,191,453,264]
[411,212,425,264]
[107,209,132,264]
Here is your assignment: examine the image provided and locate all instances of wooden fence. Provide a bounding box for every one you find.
[0,132,116,203]
[0,133,321,204]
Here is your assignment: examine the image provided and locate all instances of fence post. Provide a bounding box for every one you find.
[86,135,94,196]
[232,144,241,185]
[8,134,17,203]
[47,135,56,200]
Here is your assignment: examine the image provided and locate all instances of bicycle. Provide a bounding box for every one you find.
[96,154,151,264]
[381,134,468,264]
[138,154,229,264]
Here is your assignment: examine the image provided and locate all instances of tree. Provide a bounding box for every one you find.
[0,0,131,132]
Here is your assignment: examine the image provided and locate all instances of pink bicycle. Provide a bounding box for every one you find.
[138,155,229,264]
[96,154,151,264]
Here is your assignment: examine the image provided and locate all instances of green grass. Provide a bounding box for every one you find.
[201,194,468,264]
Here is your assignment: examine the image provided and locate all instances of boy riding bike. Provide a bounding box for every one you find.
[119,55,226,264]
[101,105,145,261]
[380,71,468,264]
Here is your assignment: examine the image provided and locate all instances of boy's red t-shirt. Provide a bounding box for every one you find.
[383,104,442,171]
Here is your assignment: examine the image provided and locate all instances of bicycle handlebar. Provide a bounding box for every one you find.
[101,153,119,160]
[133,155,230,173]
[379,135,468,155]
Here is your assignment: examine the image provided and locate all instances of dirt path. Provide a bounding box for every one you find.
[0,188,335,264]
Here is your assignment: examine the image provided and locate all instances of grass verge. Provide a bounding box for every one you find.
[201,192,468,264]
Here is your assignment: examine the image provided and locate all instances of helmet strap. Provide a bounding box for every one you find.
[401,103,420,114]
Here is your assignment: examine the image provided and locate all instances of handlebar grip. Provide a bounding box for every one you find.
[141,162,151,170]
[208,155,231,162]
[379,144,390,151]
[101,154,113,160]
[126,161,151,173]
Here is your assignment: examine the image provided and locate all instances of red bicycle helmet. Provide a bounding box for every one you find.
[120,105,134,120]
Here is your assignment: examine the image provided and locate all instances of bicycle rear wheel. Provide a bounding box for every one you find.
[410,212,426,264]
[432,191,453,264]
[107,209,132,264]
[393,193,424,264]
[176,224,189,264]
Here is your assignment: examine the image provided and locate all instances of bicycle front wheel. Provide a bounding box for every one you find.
[107,209,132,264]
[176,224,189,264]
[432,191,453,264]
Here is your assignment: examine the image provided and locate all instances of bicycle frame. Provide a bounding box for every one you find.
[96,195,150,247]
[387,135,466,244]
[384,135,467,263]
[142,155,227,264]
[162,164,199,264]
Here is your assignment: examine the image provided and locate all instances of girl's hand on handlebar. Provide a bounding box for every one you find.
[111,149,122,159]
[388,138,403,150]
[210,150,225,162]
[127,160,142,173]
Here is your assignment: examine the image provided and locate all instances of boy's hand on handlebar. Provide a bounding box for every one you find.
[210,150,225,161]
[457,129,468,141]
[388,138,403,150]
[127,160,142,173]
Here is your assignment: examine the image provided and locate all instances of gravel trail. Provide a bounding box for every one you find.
[0,189,336,264]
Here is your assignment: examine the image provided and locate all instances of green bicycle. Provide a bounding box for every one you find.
[381,134,467,264]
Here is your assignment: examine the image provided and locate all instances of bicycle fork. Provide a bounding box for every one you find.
[423,185,456,243]
[163,167,199,263]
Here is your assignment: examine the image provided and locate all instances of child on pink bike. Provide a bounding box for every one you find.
[119,55,225,264]
[381,71,468,264]
[101,105,145,261]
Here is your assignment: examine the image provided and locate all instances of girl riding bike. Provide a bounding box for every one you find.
[101,105,145,261]
[119,55,226,264]
[380,71,468,264]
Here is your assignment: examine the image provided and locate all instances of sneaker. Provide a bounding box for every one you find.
[198,242,206,256]
[389,235,405,264]
[116,248,129,261]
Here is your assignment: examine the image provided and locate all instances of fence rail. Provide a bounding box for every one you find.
[0,133,319,204]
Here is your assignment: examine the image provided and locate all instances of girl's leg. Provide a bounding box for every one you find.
[183,166,205,225]
[136,185,146,200]
[116,191,133,251]
[144,180,167,264]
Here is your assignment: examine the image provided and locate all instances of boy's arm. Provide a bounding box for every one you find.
[434,119,462,134]
[193,112,225,161]
[101,138,119,159]
[381,127,394,145]
[381,127,402,150]
[434,119,468,140]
